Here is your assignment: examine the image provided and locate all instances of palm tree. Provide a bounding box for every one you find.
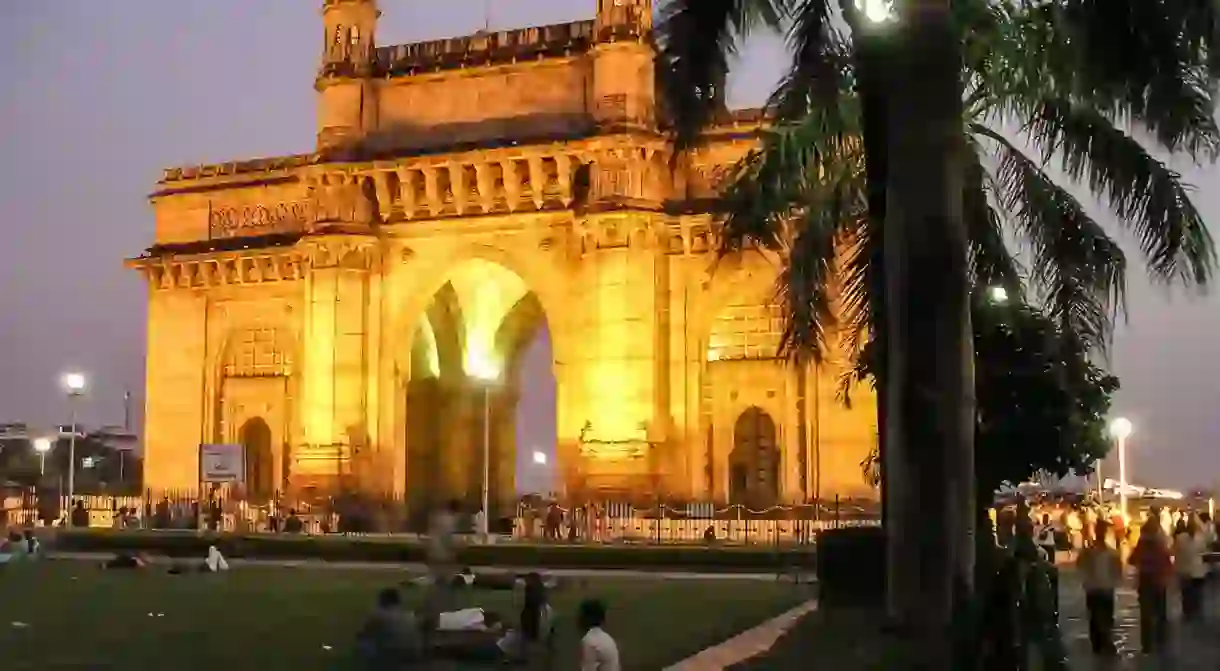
[657,0,1218,661]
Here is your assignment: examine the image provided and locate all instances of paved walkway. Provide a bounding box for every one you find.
[46,551,804,581]
[1060,578,1220,670]
[664,601,816,671]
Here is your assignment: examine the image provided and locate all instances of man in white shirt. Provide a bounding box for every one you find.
[578,599,620,671]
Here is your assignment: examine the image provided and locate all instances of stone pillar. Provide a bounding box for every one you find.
[142,286,209,492]
[404,376,445,518]
[559,214,672,500]
[295,236,374,494]
[490,387,520,518]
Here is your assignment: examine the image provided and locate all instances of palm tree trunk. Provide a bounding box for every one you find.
[854,16,892,618]
[882,0,975,666]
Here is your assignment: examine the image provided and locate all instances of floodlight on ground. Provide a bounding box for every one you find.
[856,0,895,23]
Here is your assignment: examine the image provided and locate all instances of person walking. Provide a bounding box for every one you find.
[1172,516,1208,622]
[1077,519,1122,656]
[1130,517,1174,654]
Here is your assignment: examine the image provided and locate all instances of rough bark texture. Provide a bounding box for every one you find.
[882,0,975,667]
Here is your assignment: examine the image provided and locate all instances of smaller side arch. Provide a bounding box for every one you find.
[728,406,780,508]
[238,417,275,501]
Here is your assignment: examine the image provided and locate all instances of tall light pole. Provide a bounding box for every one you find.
[33,437,51,476]
[470,358,499,543]
[1109,417,1133,519]
[62,371,87,525]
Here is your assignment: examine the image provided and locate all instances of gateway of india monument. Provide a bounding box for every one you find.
[127,0,877,515]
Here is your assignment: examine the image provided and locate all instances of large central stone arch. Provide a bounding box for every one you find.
[378,240,572,505]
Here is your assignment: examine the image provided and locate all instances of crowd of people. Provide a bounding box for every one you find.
[1004,501,1218,658]
[350,498,621,668]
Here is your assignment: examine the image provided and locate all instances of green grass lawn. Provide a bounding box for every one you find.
[0,561,809,670]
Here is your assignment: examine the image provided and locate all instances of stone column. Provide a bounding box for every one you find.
[558,213,672,500]
[295,236,374,494]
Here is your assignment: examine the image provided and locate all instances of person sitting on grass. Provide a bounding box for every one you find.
[578,599,620,671]
[429,572,554,663]
[355,587,423,669]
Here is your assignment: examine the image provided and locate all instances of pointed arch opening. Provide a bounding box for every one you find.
[239,417,274,502]
[402,258,554,529]
[729,407,780,508]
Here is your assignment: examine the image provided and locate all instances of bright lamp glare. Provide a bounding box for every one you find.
[532,451,548,466]
[33,437,52,453]
[989,286,1009,304]
[1109,417,1133,440]
[62,372,87,393]
[468,354,499,383]
[856,0,895,23]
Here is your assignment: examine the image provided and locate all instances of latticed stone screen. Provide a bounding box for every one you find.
[224,328,291,377]
[707,302,784,361]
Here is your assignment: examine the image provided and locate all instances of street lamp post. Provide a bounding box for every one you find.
[33,437,51,476]
[1109,417,1133,519]
[62,372,87,525]
[470,359,500,543]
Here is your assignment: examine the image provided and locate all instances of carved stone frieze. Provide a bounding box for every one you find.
[209,202,311,239]
[134,249,310,291]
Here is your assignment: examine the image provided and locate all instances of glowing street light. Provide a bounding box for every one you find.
[1109,417,1134,518]
[855,0,895,23]
[532,450,548,466]
[61,371,87,524]
[469,356,500,543]
[33,436,52,476]
[988,286,1009,305]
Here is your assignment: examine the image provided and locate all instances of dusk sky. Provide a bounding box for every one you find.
[1,1,1217,491]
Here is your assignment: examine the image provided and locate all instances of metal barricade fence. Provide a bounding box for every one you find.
[0,486,879,546]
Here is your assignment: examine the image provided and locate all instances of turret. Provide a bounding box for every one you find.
[316,0,380,152]
[594,0,652,38]
[591,0,655,129]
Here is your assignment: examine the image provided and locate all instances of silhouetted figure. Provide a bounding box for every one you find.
[284,509,304,534]
[70,500,89,528]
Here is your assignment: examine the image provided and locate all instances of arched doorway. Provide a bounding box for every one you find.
[403,258,555,528]
[729,407,780,507]
[238,417,274,501]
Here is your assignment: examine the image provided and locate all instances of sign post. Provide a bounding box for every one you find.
[199,444,246,484]
[198,444,245,531]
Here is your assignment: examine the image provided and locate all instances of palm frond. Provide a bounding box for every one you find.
[1024,98,1216,286]
[718,93,862,254]
[774,201,846,364]
[766,0,849,122]
[656,0,791,152]
[963,137,1025,296]
[996,0,1220,158]
[974,124,1127,348]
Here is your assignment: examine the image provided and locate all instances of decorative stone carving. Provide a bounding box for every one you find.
[223,326,292,378]
[209,202,311,239]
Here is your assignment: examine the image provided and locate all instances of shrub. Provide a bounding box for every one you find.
[54,530,816,572]
[816,526,885,608]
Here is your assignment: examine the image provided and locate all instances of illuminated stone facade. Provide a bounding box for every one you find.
[127,0,877,512]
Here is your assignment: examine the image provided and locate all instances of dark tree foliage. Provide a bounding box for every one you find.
[970,294,1119,501]
[849,291,1119,500]
[0,435,143,494]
